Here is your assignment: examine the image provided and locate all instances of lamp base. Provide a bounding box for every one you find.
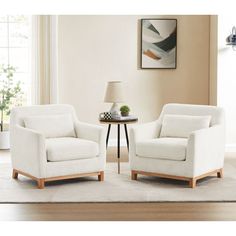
[109,103,120,117]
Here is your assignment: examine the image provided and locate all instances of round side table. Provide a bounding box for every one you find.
[99,116,138,174]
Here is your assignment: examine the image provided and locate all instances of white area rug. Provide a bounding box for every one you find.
[1,157,236,202]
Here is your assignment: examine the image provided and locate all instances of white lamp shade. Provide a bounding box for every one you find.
[104,81,125,103]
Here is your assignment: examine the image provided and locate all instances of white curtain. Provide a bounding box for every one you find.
[31,15,58,105]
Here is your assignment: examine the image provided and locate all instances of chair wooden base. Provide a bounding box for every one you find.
[131,168,223,188]
[217,169,223,178]
[12,169,18,179]
[98,171,104,181]
[12,169,104,189]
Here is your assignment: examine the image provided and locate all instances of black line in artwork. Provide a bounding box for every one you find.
[153,28,177,52]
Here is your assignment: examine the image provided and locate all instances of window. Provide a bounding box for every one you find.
[218,15,236,147]
[0,15,32,109]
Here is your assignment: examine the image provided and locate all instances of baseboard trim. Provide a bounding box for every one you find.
[226,144,236,153]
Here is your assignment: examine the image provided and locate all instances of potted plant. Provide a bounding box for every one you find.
[120,105,130,116]
[0,65,22,149]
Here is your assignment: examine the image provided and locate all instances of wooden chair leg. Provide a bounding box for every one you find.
[37,179,45,189]
[12,169,18,179]
[98,171,104,181]
[189,178,197,188]
[217,168,223,178]
[131,171,138,180]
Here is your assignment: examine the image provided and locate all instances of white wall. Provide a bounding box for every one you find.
[218,15,236,149]
[58,15,211,139]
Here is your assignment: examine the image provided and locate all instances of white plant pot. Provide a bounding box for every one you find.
[0,131,10,150]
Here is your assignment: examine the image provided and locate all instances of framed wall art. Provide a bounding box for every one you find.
[141,18,177,69]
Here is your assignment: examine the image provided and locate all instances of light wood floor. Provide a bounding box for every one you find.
[107,147,129,162]
[1,148,236,221]
[1,203,236,221]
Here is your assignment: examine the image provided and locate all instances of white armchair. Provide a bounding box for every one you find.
[129,103,225,188]
[10,104,106,189]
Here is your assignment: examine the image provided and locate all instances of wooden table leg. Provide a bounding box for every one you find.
[117,124,120,174]
[106,124,111,149]
[124,124,129,152]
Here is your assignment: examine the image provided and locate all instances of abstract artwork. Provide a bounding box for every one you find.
[141,19,177,69]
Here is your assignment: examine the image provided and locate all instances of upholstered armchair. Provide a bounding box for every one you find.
[10,104,106,189]
[129,103,225,188]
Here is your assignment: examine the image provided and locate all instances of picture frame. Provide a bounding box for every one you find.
[141,18,177,69]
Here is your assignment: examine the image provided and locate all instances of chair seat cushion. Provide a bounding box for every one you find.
[136,138,187,161]
[46,137,99,162]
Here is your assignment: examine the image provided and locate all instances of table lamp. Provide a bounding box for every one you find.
[226,26,236,50]
[104,81,124,116]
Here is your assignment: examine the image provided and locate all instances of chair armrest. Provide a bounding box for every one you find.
[10,125,47,178]
[186,125,225,175]
[130,120,161,143]
[74,121,106,156]
[129,120,162,157]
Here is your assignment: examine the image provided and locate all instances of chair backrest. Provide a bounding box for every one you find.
[159,103,224,126]
[10,104,78,128]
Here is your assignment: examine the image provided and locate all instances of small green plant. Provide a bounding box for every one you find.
[120,105,130,116]
[0,64,22,132]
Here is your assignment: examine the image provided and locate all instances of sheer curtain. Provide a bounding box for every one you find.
[31,15,58,105]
